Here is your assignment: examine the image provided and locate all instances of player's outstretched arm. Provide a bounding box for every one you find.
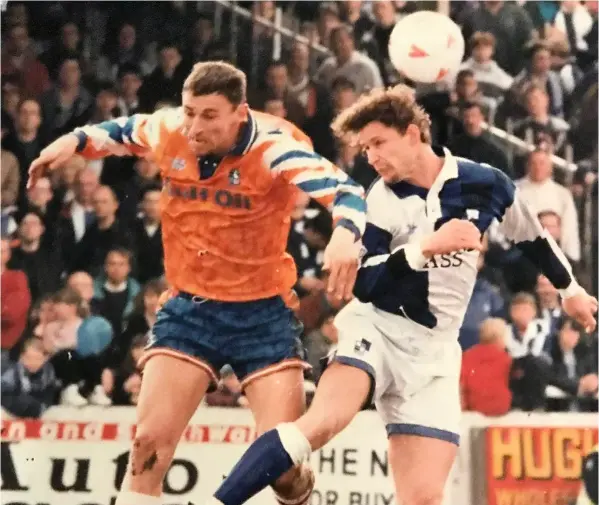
[263,141,367,300]
[28,107,178,188]
[494,171,597,331]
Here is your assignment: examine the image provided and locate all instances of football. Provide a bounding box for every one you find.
[388,11,465,83]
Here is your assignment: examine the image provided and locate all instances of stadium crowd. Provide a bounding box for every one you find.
[1,0,598,419]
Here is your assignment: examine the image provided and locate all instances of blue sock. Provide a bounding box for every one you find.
[214,428,299,505]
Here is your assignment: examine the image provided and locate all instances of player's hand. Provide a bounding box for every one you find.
[323,227,360,301]
[421,219,483,256]
[28,134,79,189]
[562,291,598,333]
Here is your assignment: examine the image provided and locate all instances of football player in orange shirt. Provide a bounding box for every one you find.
[28,61,366,505]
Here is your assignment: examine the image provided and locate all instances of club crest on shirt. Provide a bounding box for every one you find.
[229,168,241,185]
[171,158,185,171]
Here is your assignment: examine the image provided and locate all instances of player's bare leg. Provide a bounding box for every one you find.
[388,435,457,505]
[116,354,213,504]
[243,366,309,504]
[209,362,370,505]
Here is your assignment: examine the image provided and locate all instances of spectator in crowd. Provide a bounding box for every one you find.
[448,69,494,120]
[340,1,373,44]
[132,186,164,284]
[72,185,131,276]
[66,271,95,308]
[545,317,599,412]
[460,31,514,98]
[252,60,305,127]
[1,148,20,209]
[1,24,51,98]
[8,211,63,301]
[89,84,119,124]
[550,38,584,98]
[96,22,155,83]
[2,98,45,205]
[360,0,404,87]
[51,154,87,207]
[315,2,343,49]
[114,279,165,366]
[304,308,338,381]
[513,85,570,150]
[1,238,31,366]
[536,274,563,341]
[553,1,594,56]
[1,338,57,419]
[139,41,188,112]
[2,76,23,133]
[116,64,143,116]
[461,1,535,76]
[44,288,113,407]
[185,14,224,65]
[460,317,512,416]
[448,101,512,177]
[41,21,85,78]
[205,365,249,408]
[516,149,581,263]
[510,41,566,118]
[92,247,140,337]
[314,25,383,94]
[56,167,99,271]
[109,333,147,406]
[20,176,59,232]
[504,292,550,359]
[119,156,161,223]
[42,56,94,141]
[459,245,506,351]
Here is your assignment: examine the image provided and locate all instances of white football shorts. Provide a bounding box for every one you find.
[333,299,462,445]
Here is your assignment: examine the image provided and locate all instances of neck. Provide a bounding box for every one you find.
[337,52,352,65]
[97,215,115,230]
[543,298,560,310]
[144,216,159,226]
[123,93,137,104]
[20,239,40,253]
[532,113,549,123]
[288,70,306,84]
[404,146,443,188]
[60,85,79,94]
[107,279,126,288]
[17,129,36,142]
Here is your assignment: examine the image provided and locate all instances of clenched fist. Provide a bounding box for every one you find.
[421,219,483,256]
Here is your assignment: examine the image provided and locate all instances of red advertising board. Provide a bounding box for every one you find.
[486,426,598,505]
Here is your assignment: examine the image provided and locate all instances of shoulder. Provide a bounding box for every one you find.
[454,154,515,195]
[254,116,317,170]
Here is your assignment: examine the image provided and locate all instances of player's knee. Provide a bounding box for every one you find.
[130,428,177,478]
[272,463,315,505]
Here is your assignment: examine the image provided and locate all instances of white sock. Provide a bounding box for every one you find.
[114,490,162,505]
[276,423,312,465]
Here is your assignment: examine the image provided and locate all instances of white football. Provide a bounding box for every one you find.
[388,11,465,83]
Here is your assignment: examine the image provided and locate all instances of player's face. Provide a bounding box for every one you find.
[182,91,248,156]
[358,121,419,183]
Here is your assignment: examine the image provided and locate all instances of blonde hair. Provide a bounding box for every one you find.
[479,318,507,345]
[331,84,431,143]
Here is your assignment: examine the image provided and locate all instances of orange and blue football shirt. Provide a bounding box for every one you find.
[72,108,366,302]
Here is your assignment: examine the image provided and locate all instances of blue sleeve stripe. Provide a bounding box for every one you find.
[271,150,322,169]
[96,120,126,144]
[362,223,392,256]
[121,116,137,144]
[295,177,339,193]
[74,131,87,152]
[334,193,367,212]
[336,218,361,241]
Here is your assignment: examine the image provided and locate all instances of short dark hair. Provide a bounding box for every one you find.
[331,84,431,143]
[106,247,133,264]
[183,61,247,106]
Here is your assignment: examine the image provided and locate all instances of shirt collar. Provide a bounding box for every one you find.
[229,111,258,157]
[387,146,458,199]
